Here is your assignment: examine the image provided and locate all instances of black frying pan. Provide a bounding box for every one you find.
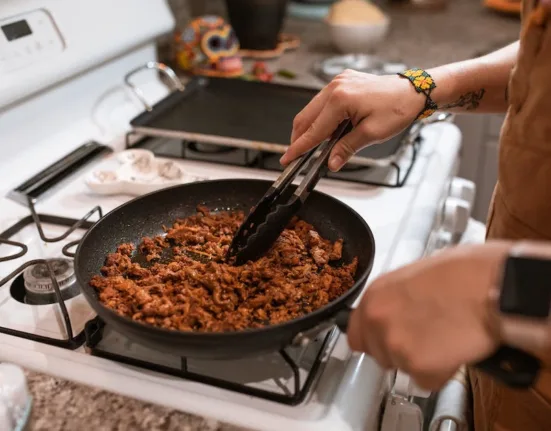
[75,179,375,359]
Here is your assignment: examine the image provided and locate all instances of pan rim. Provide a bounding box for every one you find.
[75,178,375,340]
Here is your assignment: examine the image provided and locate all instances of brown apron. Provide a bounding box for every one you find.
[470,1,551,429]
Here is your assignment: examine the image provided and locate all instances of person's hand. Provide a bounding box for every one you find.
[347,242,512,390]
[280,70,425,171]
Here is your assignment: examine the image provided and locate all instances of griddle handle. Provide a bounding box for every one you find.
[124,61,184,111]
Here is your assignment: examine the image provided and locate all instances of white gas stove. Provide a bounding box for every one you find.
[0,1,474,430]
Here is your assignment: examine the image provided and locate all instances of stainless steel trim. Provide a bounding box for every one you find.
[124,62,184,111]
[132,126,411,168]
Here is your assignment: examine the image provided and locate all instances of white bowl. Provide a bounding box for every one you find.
[328,18,390,54]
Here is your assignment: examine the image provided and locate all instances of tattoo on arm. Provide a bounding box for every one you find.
[440,89,486,111]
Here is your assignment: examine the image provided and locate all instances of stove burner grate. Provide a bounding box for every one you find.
[0,239,27,263]
[0,201,102,349]
[85,317,336,405]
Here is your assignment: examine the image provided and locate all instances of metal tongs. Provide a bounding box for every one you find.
[226,120,353,265]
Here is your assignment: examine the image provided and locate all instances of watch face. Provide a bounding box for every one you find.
[501,255,551,318]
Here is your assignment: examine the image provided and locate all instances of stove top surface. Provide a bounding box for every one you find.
[86,318,339,406]
[0,119,461,431]
[0,213,95,346]
[0,207,345,412]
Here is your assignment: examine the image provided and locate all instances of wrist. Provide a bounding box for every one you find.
[398,76,427,120]
[485,247,511,346]
[425,66,457,109]
[397,68,439,120]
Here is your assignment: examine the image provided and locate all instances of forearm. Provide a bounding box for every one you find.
[427,41,519,114]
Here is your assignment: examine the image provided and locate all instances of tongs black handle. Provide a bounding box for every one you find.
[265,119,353,202]
[292,120,353,202]
[225,152,315,256]
[227,120,353,265]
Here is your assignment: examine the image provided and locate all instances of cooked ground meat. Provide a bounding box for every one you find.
[90,206,358,332]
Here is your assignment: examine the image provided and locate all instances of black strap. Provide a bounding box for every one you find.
[475,345,541,388]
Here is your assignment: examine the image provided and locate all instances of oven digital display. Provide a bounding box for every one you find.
[1,20,32,42]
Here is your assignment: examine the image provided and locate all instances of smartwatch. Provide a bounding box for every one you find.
[475,248,551,388]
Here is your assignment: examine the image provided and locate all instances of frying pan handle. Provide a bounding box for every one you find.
[335,306,352,333]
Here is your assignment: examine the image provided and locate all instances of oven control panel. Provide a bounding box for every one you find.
[0,9,65,74]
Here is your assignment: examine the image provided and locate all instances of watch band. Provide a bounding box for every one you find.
[499,248,551,318]
[474,248,551,388]
[475,346,541,388]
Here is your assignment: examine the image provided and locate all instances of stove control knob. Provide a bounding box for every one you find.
[434,230,453,250]
[442,197,471,240]
[449,177,476,208]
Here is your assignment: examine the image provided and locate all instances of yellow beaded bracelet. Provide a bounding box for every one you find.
[398,68,438,120]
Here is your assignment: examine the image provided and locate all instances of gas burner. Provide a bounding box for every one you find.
[187,142,236,154]
[11,258,80,305]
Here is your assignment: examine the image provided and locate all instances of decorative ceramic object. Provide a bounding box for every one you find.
[85,149,202,196]
[174,15,244,78]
